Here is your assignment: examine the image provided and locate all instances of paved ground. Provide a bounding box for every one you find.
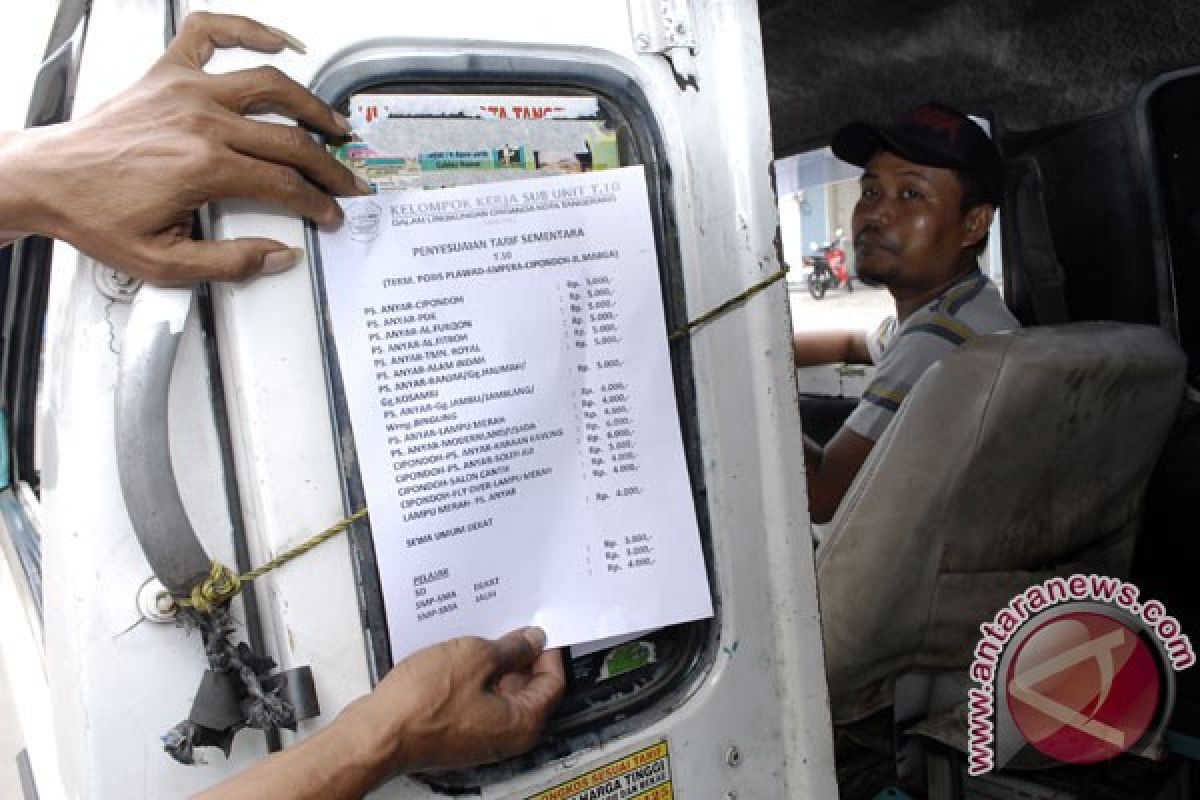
[787,278,892,333]
[786,279,890,400]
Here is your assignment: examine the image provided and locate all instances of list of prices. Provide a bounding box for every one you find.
[320,166,713,658]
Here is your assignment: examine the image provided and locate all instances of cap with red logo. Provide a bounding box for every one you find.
[831,102,1004,205]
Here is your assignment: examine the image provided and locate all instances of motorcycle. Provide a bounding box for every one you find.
[803,230,854,300]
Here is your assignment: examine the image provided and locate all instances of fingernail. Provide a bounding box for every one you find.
[320,205,345,228]
[334,112,354,135]
[353,174,373,195]
[262,247,304,275]
[523,626,547,650]
[265,25,307,54]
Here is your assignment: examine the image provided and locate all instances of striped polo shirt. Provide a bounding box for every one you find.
[845,269,1020,442]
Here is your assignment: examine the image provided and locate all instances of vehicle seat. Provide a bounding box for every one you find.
[816,322,1186,725]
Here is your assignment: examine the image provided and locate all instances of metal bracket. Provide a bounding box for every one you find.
[94,264,143,302]
[629,0,697,82]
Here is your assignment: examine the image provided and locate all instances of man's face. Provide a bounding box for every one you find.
[851,150,978,291]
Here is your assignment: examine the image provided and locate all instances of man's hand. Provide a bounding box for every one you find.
[3,12,365,283]
[195,628,565,800]
[342,627,566,773]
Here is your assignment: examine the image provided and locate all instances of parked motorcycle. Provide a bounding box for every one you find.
[803,229,853,300]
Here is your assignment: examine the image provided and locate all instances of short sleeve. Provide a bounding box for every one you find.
[865,316,896,365]
[844,321,961,441]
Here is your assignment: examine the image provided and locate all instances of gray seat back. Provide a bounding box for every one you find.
[816,322,1186,724]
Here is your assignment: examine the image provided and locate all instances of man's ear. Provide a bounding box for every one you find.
[963,204,995,248]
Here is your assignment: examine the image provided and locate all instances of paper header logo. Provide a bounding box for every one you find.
[347,199,382,243]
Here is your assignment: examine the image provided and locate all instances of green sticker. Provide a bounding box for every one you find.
[599,641,656,681]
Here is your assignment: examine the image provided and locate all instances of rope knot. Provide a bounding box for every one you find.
[174,509,368,614]
[184,562,242,613]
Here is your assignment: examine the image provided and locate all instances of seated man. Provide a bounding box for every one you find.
[795,103,1020,524]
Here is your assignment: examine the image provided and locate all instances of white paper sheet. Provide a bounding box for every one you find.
[319,166,712,658]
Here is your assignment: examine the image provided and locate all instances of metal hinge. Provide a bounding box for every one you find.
[629,0,697,82]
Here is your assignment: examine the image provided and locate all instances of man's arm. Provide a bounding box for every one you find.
[803,426,875,524]
[195,627,566,800]
[794,328,873,522]
[0,12,366,283]
[792,329,871,367]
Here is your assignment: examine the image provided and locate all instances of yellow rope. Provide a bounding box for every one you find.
[177,509,369,613]
[669,266,789,342]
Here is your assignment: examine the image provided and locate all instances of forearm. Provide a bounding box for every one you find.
[792,330,870,367]
[0,127,57,242]
[802,426,875,524]
[802,432,823,470]
[193,708,400,800]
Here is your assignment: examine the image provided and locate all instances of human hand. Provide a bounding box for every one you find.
[191,629,564,800]
[7,12,364,283]
[339,627,566,774]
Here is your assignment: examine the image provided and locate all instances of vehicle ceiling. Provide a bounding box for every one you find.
[760,0,1200,157]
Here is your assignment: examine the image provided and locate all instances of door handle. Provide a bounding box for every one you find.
[114,284,212,597]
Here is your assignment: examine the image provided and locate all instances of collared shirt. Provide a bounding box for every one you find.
[845,269,1020,442]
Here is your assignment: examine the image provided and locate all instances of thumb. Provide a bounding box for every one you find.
[492,626,547,676]
[516,649,567,711]
[150,237,303,284]
[500,648,566,749]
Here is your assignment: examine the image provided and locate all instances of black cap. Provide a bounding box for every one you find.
[831,102,1004,205]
